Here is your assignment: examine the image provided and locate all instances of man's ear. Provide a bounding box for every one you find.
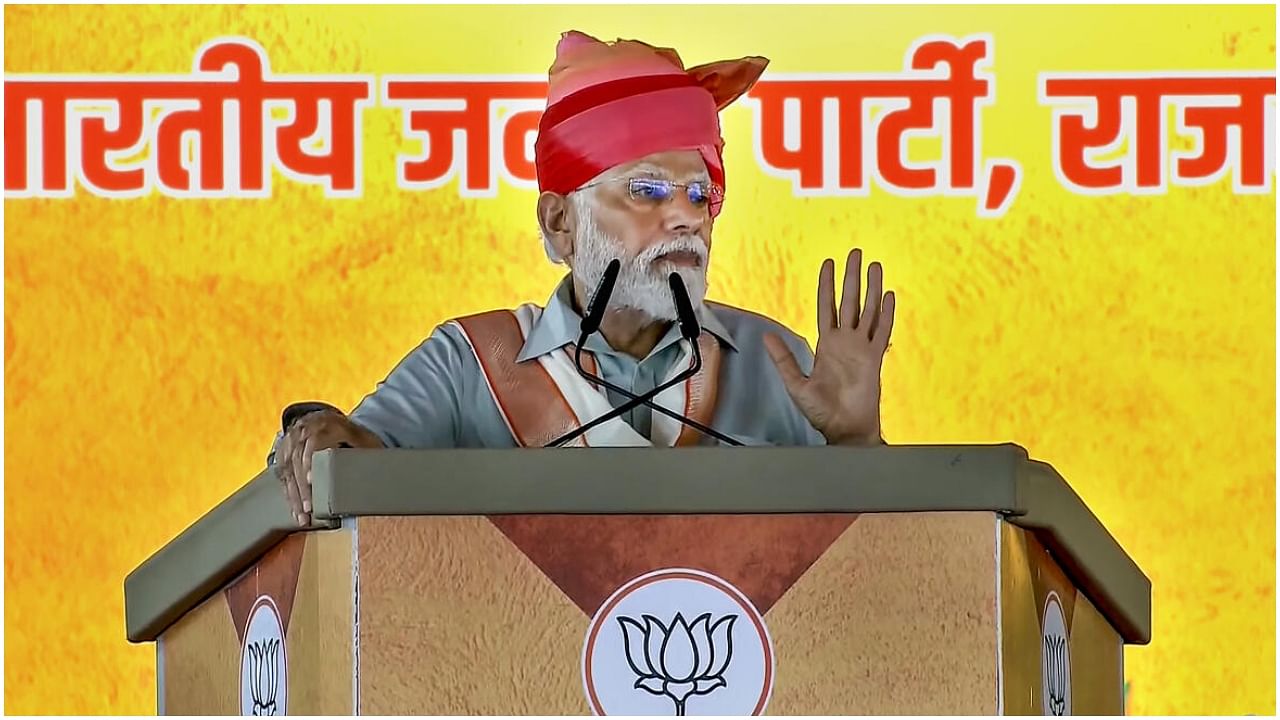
[537,191,575,261]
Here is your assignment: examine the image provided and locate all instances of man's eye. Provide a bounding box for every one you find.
[630,179,671,200]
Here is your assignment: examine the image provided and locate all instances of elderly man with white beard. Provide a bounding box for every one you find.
[270,31,897,526]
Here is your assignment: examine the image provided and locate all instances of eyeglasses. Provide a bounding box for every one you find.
[580,177,724,210]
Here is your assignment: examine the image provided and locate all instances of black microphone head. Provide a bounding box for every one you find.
[581,259,621,336]
[668,272,701,340]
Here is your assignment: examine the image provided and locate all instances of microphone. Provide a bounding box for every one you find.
[543,271,744,447]
[579,259,620,341]
[589,273,740,446]
[668,271,701,341]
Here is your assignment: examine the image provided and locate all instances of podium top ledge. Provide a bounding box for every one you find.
[123,444,1151,648]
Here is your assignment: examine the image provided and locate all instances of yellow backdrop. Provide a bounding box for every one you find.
[3,4,1275,715]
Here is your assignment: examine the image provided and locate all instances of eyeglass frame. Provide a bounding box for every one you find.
[576,176,725,210]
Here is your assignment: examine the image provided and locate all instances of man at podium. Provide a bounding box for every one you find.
[270,31,897,525]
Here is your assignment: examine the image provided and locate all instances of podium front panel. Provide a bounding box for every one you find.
[153,510,1130,715]
[355,511,1000,715]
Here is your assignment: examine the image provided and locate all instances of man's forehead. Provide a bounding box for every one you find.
[611,151,710,180]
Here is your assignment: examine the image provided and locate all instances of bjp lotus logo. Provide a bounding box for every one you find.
[617,612,737,716]
[246,638,281,715]
[583,568,773,716]
[1043,634,1068,715]
[1040,591,1071,716]
[239,595,287,715]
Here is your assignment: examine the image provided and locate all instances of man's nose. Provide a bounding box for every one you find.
[661,192,708,237]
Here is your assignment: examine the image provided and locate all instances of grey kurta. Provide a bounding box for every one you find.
[269,275,826,460]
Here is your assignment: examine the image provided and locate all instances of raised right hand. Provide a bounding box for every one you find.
[274,410,383,526]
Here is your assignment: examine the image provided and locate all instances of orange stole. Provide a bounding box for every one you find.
[453,310,722,447]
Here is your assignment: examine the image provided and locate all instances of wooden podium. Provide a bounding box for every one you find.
[125,444,1150,715]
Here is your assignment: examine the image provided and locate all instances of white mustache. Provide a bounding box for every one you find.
[635,235,708,267]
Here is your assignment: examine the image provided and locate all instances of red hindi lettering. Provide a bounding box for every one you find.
[1174,76,1274,189]
[1043,77,1163,190]
[501,106,543,185]
[1041,73,1275,193]
[152,41,272,195]
[876,38,990,191]
[5,82,72,194]
[271,81,371,194]
[748,80,830,190]
[745,35,1016,215]
[384,78,546,194]
[6,38,373,198]
[78,86,148,194]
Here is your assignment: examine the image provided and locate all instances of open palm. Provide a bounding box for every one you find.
[765,248,895,446]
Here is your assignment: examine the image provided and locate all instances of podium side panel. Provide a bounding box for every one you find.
[356,516,589,714]
[160,531,354,715]
[1000,522,1123,716]
[160,583,240,714]
[765,511,999,715]
[1069,585,1125,713]
[287,528,357,714]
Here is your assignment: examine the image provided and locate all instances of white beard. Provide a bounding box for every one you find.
[569,202,709,322]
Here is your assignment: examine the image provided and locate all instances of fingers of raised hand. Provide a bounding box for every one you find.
[817,258,837,331]
[873,290,896,352]
[821,248,887,341]
[821,248,886,338]
[861,260,884,339]
[838,248,862,330]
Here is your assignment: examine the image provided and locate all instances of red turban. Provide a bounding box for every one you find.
[534,31,768,218]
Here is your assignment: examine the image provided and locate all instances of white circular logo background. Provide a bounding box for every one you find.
[1040,591,1070,716]
[582,568,774,716]
[240,595,287,716]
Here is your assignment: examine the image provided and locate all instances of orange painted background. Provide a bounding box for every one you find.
[3,4,1275,715]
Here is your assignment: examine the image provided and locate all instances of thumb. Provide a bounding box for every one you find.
[763,333,808,398]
